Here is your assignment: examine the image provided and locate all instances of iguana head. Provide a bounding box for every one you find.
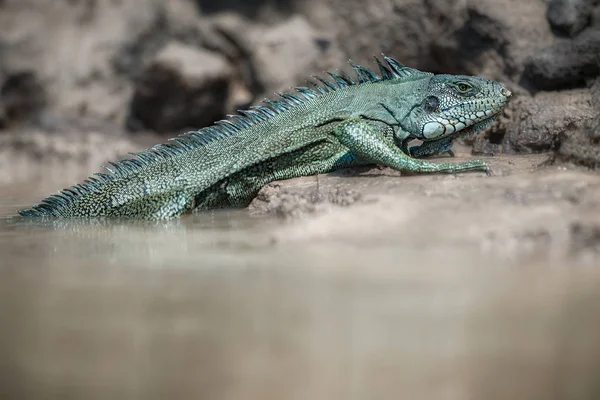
[409,74,511,141]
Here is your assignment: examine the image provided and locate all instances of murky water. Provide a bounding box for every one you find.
[1,183,600,399]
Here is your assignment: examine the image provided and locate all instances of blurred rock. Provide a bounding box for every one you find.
[472,135,502,156]
[0,130,140,184]
[590,78,600,142]
[300,0,553,81]
[557,79,600,168]
[301,0,438,70]
[547,0,596,37]
[0,72,46,129]
[113,0,206,79]
[0,0,165,124]
[249,16,336,95]
[594,4,600,26]
[570,220,600,254]
[428,0,553,81]
[523,28,600,90]
[0,0,597,166]
[503,90,594,153]
[127,42,232,133]
[211,14,340,99]
[198,0,298,20]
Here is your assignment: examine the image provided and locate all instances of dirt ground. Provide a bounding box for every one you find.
[6,142,598,267]
[244,146,600,265]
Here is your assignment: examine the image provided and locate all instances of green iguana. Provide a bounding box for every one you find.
[19,56,511,220]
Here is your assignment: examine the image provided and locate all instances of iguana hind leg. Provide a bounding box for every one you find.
[333,118,489,174]
[194,139,350,211]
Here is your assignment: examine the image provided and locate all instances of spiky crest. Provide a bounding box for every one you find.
[19,56,426,217]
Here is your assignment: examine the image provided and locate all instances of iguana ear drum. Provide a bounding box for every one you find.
[424,96,440,112]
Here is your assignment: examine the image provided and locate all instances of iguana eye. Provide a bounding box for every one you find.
[457,83,471,93]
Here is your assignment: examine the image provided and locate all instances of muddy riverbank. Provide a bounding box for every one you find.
[2,0,600,398]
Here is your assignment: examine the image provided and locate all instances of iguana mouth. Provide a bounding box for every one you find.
[422,110,502,140]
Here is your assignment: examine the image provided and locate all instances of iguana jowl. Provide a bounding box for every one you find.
[20,56,511,219]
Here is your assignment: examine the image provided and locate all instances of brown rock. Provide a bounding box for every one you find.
[472,135,502,156]
[523,28,600,91]
[300,0,553,82]
[0,0,164,123]
[211,14,340,99]
[547,0,596,37]
[127,42,232,133]
[429,0,553,81]
[0,129,140,184]
[557,79,600,168]
[0,72,46,129]
[300,0,436,69]
[504,90,594,153]
[590,78,600,142]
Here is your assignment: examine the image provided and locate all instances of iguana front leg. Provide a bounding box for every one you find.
[333,118,489,174]
[409,136,455,158]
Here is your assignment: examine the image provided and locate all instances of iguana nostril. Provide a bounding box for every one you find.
[501,86,512,98]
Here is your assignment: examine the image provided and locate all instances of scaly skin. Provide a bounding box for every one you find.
[19,56,511,220]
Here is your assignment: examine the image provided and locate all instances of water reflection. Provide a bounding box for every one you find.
[1,209,281,269]
[1,192,600,400]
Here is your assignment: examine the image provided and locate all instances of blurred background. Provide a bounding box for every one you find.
[1,0,600,399]
[0,0,598,177]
